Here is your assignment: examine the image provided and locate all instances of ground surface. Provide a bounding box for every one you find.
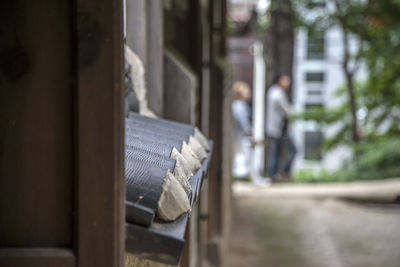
[227,179,400,267]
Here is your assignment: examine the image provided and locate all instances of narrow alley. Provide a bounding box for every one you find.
[228,179,400,267]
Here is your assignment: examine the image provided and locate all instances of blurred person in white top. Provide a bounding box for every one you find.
[232,81,269,186]
[232,81,252,178]
[232,81,252,139]
[266,74,297,180]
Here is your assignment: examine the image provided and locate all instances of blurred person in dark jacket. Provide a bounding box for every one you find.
[266,74,297,181]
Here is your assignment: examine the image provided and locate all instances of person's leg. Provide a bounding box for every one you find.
[267,138,281,179]
[283,136,297,175]
[233,135,247,177]
[242,136,252,176]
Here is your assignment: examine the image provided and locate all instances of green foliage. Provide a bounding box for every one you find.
[293,0,400,148]
[227,10,261,37]
[355,138,400,179]
[294,138,400,183]
[227,17,238,35]
[292,0,400,182]
[293,0,367,33]
[256,10,270,38]
[294,168,332,183]
[291,85,355,151]
[292,0,368,153]
[361,1,400,137]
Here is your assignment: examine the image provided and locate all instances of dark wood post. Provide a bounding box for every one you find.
[0,0,125,266]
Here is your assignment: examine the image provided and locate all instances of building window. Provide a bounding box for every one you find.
[305,72,325,99]
[307,31,325,60]
[305,72,324,83]
[304,131,323,160]
[305,103,323,110]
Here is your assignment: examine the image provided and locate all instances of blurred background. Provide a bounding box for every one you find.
[228,0,400,183]
[227,1,400,266]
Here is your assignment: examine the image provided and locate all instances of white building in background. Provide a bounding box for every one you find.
[292,26,367,172]
[228,0,368,174]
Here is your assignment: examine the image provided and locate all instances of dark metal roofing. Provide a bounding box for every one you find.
[124,113,213,265]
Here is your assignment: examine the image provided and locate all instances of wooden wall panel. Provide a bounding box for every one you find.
[146,0,164,116]
[163,49,197,125]
[0,249,75,267]
[126,0,147,66]
[0,0,125,266]
[0,0,73,248]
[126,0,164,116]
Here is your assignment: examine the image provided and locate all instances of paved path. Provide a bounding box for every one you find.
[228,179,400,267]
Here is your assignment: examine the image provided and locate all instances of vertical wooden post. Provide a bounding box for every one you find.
[75,0,125,266]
